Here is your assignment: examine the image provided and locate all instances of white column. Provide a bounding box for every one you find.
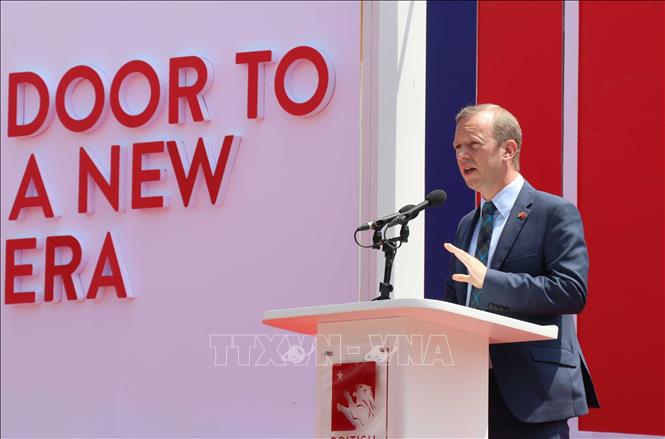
[359,0,427,300]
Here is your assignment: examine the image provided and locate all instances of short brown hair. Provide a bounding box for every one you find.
[455,103,522,172]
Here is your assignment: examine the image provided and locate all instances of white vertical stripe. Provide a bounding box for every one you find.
[564,1,584,436]
[563,0,579,206]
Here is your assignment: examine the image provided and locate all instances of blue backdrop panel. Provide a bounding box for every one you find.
[424,1,477,300]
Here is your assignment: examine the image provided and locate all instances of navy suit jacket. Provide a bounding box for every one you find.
[443,181,600,423]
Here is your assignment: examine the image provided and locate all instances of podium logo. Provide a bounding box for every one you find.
[332,362,377,432]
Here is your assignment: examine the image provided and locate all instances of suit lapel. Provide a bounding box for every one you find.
[490,181,535,270]
[460,209,480,253]
[456,208,480,304]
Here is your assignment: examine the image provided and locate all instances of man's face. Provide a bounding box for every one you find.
[453,111,507,198]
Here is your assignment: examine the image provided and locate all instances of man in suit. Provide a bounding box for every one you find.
[443,104,599,438]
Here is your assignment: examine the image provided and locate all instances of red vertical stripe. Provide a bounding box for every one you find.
[578,1,665,435]
[477,1,563,196]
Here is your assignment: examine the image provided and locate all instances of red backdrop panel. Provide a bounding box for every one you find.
[477,0,563,196]
[578,1,665,435]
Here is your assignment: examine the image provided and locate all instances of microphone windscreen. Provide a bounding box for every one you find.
[426,189,447,207]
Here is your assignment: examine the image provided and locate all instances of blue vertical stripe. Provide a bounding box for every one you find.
[424,1,477,300]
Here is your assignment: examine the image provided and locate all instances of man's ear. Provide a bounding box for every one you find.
[502,139,518,161]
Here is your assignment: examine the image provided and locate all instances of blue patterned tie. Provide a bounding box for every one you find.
[469,201,497,309]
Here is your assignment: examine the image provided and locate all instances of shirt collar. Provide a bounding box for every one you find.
[481,174,525,219]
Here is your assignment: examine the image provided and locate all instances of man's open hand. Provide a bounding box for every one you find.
[443,242,488,289]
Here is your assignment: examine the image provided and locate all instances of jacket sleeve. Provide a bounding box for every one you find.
[478,202,589,315]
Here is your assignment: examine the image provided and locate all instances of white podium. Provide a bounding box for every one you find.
[263,298,557,439]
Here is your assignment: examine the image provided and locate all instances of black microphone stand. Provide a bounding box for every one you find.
[372,223,409,301]
[355,190,446,301]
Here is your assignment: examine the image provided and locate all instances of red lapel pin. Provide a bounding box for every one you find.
[517,211,527,220]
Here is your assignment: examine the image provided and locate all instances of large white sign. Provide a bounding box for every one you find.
[1,1,361,436]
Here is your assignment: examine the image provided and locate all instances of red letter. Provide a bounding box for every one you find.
[235,50,272,119]
[9,154,59,220]
[86,232,133,299]
[110,60,161,128]
[132,141,168,209]
[44,235,84,302]
[168,56,214,124]
[4,237,39,305]
[78,146,121,213]
[274,46,335,116]
[7,72,53,137]
[55,65,108,133]
[167,136,241,207]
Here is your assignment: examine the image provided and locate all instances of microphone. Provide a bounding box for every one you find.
[356,204,416,232]
[387,189,447,227]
